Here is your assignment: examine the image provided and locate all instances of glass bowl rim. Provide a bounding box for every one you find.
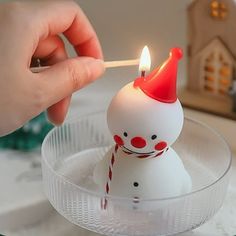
[41,111,232,203]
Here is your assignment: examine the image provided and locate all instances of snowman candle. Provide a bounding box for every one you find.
[93,47,192,207]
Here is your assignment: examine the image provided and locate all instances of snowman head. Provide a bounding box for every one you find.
[107,48,183,156]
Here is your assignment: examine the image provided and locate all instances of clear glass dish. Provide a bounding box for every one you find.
[41,112,231,236]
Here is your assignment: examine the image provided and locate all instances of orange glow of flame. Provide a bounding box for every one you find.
[139,46,151,72]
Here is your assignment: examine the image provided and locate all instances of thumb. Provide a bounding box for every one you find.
[38,57,105,108]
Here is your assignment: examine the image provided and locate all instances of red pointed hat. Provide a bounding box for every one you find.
[134,48,183,103]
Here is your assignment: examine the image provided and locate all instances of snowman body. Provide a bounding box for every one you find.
[93,48,192,201]
[94,146,192,199]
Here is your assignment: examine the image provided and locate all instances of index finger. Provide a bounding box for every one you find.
[30,0,103,59]
[63,5,103,59]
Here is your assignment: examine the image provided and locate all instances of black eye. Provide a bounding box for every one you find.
[151,135,157,140]
[124,132,128,137]
[133,182,139,187]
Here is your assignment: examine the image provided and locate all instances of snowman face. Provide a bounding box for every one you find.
[107,83,184,156]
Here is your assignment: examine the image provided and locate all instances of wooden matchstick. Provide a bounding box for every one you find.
[30,59,140,73]
[104,59,139,68]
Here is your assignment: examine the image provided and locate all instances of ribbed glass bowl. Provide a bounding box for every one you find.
[41,112,231,236]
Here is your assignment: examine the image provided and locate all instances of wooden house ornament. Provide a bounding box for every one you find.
[180,0,236,119]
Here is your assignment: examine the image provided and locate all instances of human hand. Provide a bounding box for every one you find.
[0,0,104,136]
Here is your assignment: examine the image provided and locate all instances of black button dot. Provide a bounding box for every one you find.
[151,135,157,140]
[124,132,128,137]
[133,182,139,187]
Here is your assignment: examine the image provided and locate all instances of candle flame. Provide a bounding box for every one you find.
[139,46,151,72]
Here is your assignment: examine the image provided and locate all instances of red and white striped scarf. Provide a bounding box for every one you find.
[102,145,168,209]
